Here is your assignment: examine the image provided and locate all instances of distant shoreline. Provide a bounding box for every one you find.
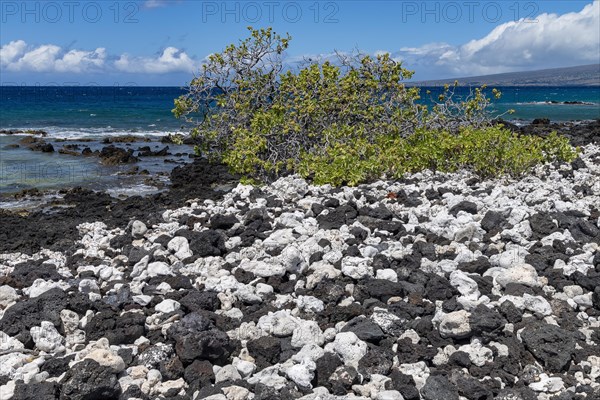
[409,63,600,87]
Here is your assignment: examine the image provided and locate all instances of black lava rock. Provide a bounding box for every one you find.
[99,145,138,165]
[450,201,478,216]
[85,310,146,345]
[593,286,600,309]
[210,214,239,230]
[188,230,227,257]
[421,375,459,400]
[388,368,419,400]
[9,260,62,288]
[359,204,393,220]
[480,210,506,233]
[247,336,282,371]
[174,329,231,365]
[40,355,76,378]
[59,359,121,400]
[314,352,344,389]
[458,257,492,275]
[341,316,385,343]
[12,382,59,400]
[317,204,357,230]
[127,246,152,266]
[0,287,68,346]
[179,290,221,312]
[167,313,231,365]
[521,322,578,372]
[529,213,559,238]
[329,365,360,395]
[160,355,185,381]
[357,216,405,234]
[449,351,472,368]
[499,300,523,323]
[357,344,394,377]
[469,304,505,339]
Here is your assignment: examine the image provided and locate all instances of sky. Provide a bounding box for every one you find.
[0,0,599,85]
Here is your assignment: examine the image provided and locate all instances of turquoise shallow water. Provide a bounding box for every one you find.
[0,86,191,199]
[0,134,194,199]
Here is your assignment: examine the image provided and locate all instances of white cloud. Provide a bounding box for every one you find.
[1,41,106,73]
[15,45,62,72]
[114,47,195,73]
[54,48,107,73]
[393,2,600,78]
[0,40,27,67]
[0,41,194,74]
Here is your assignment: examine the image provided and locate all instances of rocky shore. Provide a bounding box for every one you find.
[0,132,199,203]
[6,133,193,166]
[0,121,599,400]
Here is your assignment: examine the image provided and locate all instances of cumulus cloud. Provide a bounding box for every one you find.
[114,47,195,73]
[14,45,63,72]
[0,41,194,74]
[393,2,600,78]
[1,41,107,73]
[0,40,27,67]
[55,48,107,73]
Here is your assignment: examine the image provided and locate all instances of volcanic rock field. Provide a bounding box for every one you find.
[1,137,600,399]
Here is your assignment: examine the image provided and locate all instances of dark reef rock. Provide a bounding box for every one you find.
[99,145,139,165]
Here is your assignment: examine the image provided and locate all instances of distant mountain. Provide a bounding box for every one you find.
[411,64,600,87]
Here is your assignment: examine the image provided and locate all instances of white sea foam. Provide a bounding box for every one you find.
[514,101,598,106]
[0,126,186,140]
[0,194,63,210]
[105,184,165,198]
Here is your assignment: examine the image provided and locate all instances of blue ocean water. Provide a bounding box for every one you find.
[0,86,187,138]
[418,86,600,122]
[0,86,598,138]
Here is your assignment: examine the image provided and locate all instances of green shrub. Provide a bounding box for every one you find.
[298,135,383,186]
[458,126,539,177]
[174,27,578,186]
[295,126,577,183]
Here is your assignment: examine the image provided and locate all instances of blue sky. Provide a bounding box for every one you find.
[1,0,598,85]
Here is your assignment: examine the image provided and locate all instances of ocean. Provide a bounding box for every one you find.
[0,85,599,204]
[0,86,186,139]
[421,86,600,122]
[1,86,599,137]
